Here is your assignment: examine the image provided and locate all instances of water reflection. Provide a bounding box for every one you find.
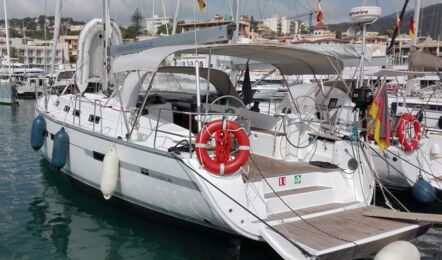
[26,158,279,260]
[2,99,442,260]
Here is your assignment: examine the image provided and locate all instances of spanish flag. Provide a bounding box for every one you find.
[409,16,415,39]
[396,12,401,29]
[197,0,206,12]
[368,85,391,151]
[316,2,324,22]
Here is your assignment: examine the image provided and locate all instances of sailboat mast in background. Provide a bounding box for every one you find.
[3,0,11,80]
[50,0,62,76]
[412,0,421,46]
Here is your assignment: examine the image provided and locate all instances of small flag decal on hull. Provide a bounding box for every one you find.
[278,176,286,186]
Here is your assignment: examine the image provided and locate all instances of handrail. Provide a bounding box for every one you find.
[151,107,250,155]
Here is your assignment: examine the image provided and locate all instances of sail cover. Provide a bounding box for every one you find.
[409,47,442,72]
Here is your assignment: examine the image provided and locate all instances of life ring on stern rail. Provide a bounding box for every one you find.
[396,113,422,152]
[195,119,250,175]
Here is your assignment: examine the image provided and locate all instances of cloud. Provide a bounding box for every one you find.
[1,0,440,27]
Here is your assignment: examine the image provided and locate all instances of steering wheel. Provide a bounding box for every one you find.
[206,95,251,132]
[291,95,320,124]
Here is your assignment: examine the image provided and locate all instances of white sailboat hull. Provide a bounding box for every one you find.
[38,111,233,234]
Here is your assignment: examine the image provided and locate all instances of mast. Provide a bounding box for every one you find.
[151,0,155,37]
[412,0,421,46]
[50,0,62,76]
[161,0,169,35]
[234,0,240,43]
[44,0,47,75]
[172,0,181,35]
[3,0,11,80]
[23,22,30,71]
[102,0,111,92]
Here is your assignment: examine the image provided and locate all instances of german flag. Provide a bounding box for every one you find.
[368,85,391,151]
[409,16,415,39]
[316,2,324,22]
[197,0,206,12]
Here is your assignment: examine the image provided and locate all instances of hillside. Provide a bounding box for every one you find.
[329,3,442,39]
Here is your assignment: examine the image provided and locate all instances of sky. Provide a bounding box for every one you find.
[2,0,441,26]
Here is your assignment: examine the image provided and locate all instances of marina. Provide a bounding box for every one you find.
[1,0,442,259]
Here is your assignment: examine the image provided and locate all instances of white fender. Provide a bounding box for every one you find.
[430,143,440,157]
[374,241,420,260]
[100,147,120,200]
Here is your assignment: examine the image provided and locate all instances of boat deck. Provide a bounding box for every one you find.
[245,154,336,182]
[272,206,429,259]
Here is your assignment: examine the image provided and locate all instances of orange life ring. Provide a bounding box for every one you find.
[396,113,421,152]
[195,120,250,175]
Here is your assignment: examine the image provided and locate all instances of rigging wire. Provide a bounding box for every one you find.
[358,141,410,212]
[256,0,263,19]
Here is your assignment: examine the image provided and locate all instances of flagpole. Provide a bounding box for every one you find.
[412,0,420,46]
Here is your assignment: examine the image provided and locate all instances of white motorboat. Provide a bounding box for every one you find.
[15,77,48,99]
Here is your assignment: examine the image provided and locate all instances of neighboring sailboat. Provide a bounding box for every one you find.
[0,0,17,105]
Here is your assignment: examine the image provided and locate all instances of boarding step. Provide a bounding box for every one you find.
[264,186,331,199]
[245,154,336,183]
[254,201,359,224]
[264,186,336,214]
[261,206,430,260]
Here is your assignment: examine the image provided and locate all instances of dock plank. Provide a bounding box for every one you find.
[363,208,442,224]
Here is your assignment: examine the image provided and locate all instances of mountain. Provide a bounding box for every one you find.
[329,3,442,40]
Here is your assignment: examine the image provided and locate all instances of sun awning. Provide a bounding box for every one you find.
[112,44,344,75]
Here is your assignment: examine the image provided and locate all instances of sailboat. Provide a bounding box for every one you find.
[365,0,442,204]
[30,1,431,259]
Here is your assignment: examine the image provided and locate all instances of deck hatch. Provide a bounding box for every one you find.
[63,105,70,112]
